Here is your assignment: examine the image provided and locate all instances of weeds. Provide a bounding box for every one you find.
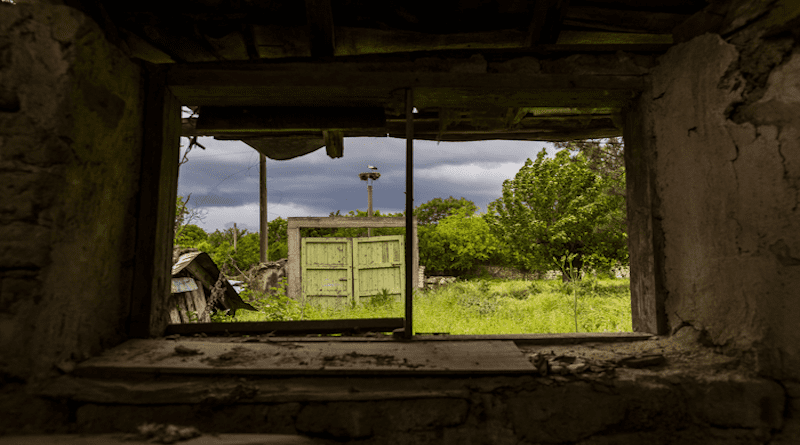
[208,275,632,335]
[211,277,303,323]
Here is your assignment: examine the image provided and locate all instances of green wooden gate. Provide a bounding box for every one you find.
[302,235,404,307]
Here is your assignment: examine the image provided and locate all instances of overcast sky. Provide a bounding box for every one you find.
[177,135,556,233]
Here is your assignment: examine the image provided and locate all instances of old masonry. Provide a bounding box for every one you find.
[1,1,799,444]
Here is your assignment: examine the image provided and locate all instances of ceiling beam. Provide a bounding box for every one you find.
[305,0,336,58]
[167,52,648,109]
[526,0,570,46]
[195,106,386,132]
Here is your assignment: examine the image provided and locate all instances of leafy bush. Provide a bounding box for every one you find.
[419,209,502,275]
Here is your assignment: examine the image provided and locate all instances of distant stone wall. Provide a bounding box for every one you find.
[0,4,143,380]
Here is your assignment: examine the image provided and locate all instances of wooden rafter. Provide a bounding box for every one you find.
[305,0,336,57]
[526,0,570,46]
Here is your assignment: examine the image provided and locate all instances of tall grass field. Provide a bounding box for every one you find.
[215,277,633,334]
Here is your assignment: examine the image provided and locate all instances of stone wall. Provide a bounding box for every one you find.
[0,4,143,380]
[639,24,800,378]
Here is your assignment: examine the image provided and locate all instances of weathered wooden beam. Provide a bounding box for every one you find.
[323,130,344,158]
[164,318,404,336]
[288,217,417,229]
[166,51,651,110]
[305,0,336,57]
[563,7,691,34]
[623,99,668,335]
[195,106,386,132]
[129,65,181,338]
[403,129,621,142]
[528,0,569,45]
[335,27,528,56]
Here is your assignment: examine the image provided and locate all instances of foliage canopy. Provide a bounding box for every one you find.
[485,148,627,276]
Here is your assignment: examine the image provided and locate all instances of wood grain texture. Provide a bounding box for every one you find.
[74,339,535,377]
[129,66,181,338]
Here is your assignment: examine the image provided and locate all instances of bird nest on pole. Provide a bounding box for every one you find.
[359,172,381,181]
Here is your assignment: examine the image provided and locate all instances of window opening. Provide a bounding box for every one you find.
[171,105,634,339]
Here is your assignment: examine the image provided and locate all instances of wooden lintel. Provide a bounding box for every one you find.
[305,0,336,58]
[195,106,386,132]
[287,217,416,229]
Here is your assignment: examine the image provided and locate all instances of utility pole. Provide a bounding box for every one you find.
[259,154,268,263]
[359,166,380,236]
[233,222,238,252]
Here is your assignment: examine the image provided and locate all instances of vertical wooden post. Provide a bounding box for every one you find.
[129,65,181,338]
[233,222,238,252]
[260,154,268,263]
[623,100,668,335]
[404,89,414,339]
[367,184,373,237]
[287,221,301,300]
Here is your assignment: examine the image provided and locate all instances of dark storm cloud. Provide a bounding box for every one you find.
[177,136,553,231]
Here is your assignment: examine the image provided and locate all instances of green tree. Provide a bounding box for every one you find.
[175,224,207,247]
[174,194,206,244]
[267,217,289,261]
[414,196,478,226]
[486,148,627,278]
[420,209,501,274]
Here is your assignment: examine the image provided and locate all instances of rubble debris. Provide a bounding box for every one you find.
[617,354,666,368]
[173,345,203,357]
[125,423,201,444]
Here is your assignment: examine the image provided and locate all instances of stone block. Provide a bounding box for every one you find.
[507,384,627,443]
[295,398,469,440]
[0,223,50,268]
[686,376,785,431]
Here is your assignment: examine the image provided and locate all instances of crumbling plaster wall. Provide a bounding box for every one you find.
[0,4,143,380]
[640,26,800,379]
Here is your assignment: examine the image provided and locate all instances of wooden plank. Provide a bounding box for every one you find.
[623,100,668,335]
[0,435,325,445]
[397,128,622,142]
[164,318,404,336]
[564,6,691,34]
[202,30,250,61]
[168,70,646,92]
[287,217,418,300]
[526,0,569,45]
[39,376,471,405]
[129,65,181,338]
[335,27,527,56]
[557,30,673,45]
[74,339,535,376]
[302,238,352,305]
[305,0,336,58]
[287,225,301,300]
[288,217,416,229]
[353,236,404,301]
[195,106,386,132]
[323,130,344,158]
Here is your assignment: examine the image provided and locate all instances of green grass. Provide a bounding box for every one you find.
[213,277,632,334]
